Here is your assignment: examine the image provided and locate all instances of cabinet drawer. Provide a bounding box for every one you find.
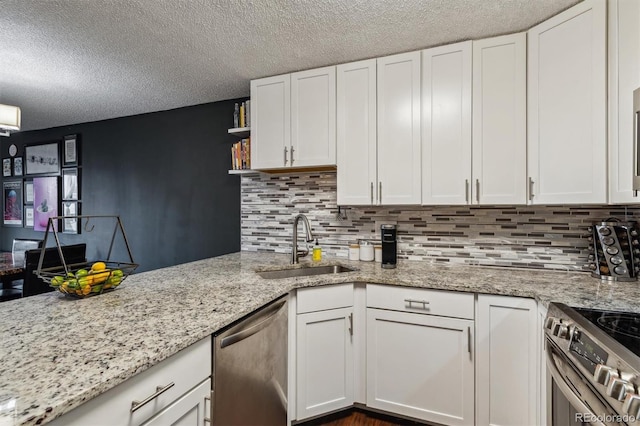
[367,284,474,319]
[49,336,211,426]
[297,284,353,314]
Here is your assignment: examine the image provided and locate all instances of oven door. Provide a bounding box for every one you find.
[546,338,624,426]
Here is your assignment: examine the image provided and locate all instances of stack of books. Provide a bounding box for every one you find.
[233,101,251,128]
[231,138,251,170]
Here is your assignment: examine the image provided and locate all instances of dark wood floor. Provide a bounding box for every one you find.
[299,408,423,426]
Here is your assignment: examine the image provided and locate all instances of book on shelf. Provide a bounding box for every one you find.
[230,138,251,170]
[232,101,251,129]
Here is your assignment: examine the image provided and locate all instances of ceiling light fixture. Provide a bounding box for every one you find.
[0,104,21,137]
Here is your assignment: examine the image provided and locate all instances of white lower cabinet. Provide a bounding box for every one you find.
[366,308,474,425]
[141,379,211,426]
[476,295,538,426]
[48,337,211,426]
[294,285,355,421]
[366,284,475,425]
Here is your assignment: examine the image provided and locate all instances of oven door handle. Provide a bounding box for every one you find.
[546,343,606,426]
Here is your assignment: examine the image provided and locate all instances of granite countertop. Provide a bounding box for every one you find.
[2,251,640,426]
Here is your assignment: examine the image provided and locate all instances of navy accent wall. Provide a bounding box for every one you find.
[1,99,243,272]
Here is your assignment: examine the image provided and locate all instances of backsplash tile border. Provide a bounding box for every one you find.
[240,171,640,272]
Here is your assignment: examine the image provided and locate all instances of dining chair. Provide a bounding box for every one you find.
[0,239,43,302]
[22,244,87,297]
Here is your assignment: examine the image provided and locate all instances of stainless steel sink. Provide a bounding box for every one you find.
[257,265,356,279]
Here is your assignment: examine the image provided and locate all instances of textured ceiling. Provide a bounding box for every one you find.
[0,0,580,132]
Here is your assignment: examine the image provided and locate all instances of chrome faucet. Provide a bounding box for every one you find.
[291,214,315,264]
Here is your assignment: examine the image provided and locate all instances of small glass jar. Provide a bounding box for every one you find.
[374,245,382,262]
[348,243,360,261]
[359,240,374,262]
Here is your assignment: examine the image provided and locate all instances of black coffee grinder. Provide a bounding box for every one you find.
[381,224,397,269]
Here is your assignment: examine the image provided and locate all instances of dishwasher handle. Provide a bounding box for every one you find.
[219,299,286,348]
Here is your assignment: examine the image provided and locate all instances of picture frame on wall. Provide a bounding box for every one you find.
[24,205,34,228]
[24,180,34,204]
[62,201,79,234]
[63,134,79,166]
[33,176,58,232]
[3,180,23,226]
[13,157,23,176]
[62,168,79,201]
[2,158,11,177]
[25,142,60,175]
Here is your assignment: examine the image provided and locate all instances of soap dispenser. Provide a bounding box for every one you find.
[312,239,322,262]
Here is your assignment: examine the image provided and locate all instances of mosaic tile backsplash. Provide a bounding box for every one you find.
[240,171,640,271]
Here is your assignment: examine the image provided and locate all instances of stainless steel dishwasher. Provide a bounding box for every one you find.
[212,296,288,425]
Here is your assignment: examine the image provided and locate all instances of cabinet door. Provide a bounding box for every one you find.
[296,307,354,420]
[250,74,290,170]
[367,308,474,425]
[337,59,377,205]
[608,0,640,204]
[291,66,336,168]
[527,0,606,204]
[422,41,472,205]
[472,34,527,205]
[141,379,210,426]
[377,51,421,205]
[476,295,538,426]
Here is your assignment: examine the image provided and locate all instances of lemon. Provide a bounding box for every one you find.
[91,262,107,272]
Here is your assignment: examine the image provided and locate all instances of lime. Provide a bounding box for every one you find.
[76,269,89,277]
[51,276,64,287]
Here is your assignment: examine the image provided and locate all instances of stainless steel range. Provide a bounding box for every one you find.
[545,303,640,425]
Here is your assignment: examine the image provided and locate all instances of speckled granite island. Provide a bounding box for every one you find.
[2,251,640,425]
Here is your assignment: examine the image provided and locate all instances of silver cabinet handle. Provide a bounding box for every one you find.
[465,180,469,203]
[283,147,288,166]
[529,177,534,201]
[467,326,472,355]
[131,382,175,412]
[370,182,374,205]
[404,298,430,309]
[476,179,480,203]
[348,313,353,336]
[379,182,382,203]
[204,395,211,424]
[290,145,294,165]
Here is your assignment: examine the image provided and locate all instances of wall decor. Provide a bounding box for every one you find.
[25,142,60,175]
[2,158,11,177]
[33,176,58,231]
[13,157,23,176]
[23,180,34,204]
[63,134,79,166]
[62,168,79,200]
[3,180,23,226]
[24,205,34,228]
[62,201,79,234]
[8,144,17,157]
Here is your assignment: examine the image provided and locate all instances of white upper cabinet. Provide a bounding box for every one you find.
[250,74,291,170]
[336,59,378,205]
[422,41,472,205]
[377,51,422,205]
[472,33,527,205]
[527,0,607,204]
[291,66,336,168]
[608,0,640,204]
[250,67,336,170]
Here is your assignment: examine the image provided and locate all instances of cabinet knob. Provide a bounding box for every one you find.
[607,377,634,401]
[624,393,640,417]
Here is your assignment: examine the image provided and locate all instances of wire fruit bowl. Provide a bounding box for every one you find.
[39,260,138,297]
[36,215,139,298]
